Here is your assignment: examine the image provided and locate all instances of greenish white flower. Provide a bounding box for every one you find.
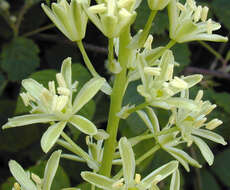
[136,50,202,110]
[168,0,228,43]
[170,90,227,165]
[82,0,137,38]
[147,0,171,10]
[81,137,179,190]
[2,57,105,154]
[9,150,61,190]
[136,106,201,172]
[41,0,89,41]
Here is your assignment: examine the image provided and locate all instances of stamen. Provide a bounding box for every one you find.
[187,0,196,10]
[144,66,161,76]
[135,173,141,184]
[31,173,42,185]
[207,19,213,34]
[118,0,134,10]
[170,77,188,89]
[201,6,209,22]
[56,73,67,88]
[55,95,68,112]
[13,183,21,190]
[176,2,186,11]
[107,0,116,16]
[144,35,153,50]
[88,4,107,14]
[51,95,58,112]
[112,178,124,188]
[48,81,56,95]
[57,87,71,96]
[195,90,203,102]
[193,5,202,22]
[20,92,30,106]
[206,119,223,130]
[204,104,216,115]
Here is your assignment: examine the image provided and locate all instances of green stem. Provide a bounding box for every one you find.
[60,132,97,169]
[198,41,225,64]
[146,40,176,64]
[77,41,98,77]
[143,10,158,37]
[127,102,149,115]
[136,144,160,165]
[22,24,55,37]
[99,28,131,177]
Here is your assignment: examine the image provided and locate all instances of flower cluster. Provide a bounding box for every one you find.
[10,150,61,190]
[168,0,228,43]
[82,137,180,190]
[3,58,105,154]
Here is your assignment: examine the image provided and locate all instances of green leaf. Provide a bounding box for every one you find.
[200,170,221,190]
[212,0,230,30]
[0,37,40,81]
[211,148,230,187]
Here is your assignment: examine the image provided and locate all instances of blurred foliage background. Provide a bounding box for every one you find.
[0,0,230,190]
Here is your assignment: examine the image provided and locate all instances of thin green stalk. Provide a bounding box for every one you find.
[77,41,98,77]
[60,132,95,166]
[156,127,179,136]
[198,41,225,64]
[146,40,176,64]
[127,102,149,115]
[22,24,55,37]
[143,10,158,37]
[99,28,131,177]
[136,144,160,165]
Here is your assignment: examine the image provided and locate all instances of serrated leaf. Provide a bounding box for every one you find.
[0,37,40,81]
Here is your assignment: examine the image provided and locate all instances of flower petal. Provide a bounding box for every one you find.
[170,169,180,190]
[119,137,135,185]
[41,121,67,153]
[137,110,154,133]
[193,136,214,166]
[140,161,178,188]
[2,114,58,129]
[9,160,36,190]
[61,57,72,90]
[69,115,97,135]
[73,77,105,113]
[22,78,45,100]
[43,150,62,190]
[165,146,201,172]
[81,172,116,190]
[192,128,227,145]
